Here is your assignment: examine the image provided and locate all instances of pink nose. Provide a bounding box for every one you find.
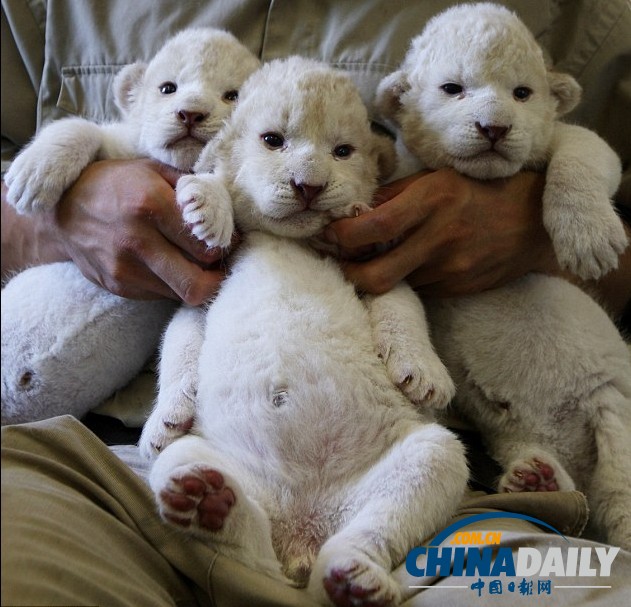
[177,110,208,127]
[475,122,511,143]
[291,181,326,206]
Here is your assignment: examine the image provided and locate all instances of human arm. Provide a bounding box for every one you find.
[1,158,228,304]
[2,181,67,280]
[325,168,631,320]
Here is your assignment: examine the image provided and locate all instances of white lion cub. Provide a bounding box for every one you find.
[5,27,261,212]
[1,28,260,425]
[377,3,631,548]
[142,57,468,606]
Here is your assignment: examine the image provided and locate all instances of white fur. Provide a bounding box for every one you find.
[1,29,260,424]
[377,3,626,279]
[5,27,261,212]
[141,57,468,606]
[377,3,631,548]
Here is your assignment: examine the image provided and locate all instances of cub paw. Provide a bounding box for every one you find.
[5,153,70,214]
[139,387,196,460]
[383,348,455,410]
[310,553,401,607]
[499,454,575,493]
[176,174,234,249]
[5,121,101,214]
[549,203,628,280]
[156,464,235,532]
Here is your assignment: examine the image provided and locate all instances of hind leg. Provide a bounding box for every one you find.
[308,422,468,607]
[585,383,631,550]
[139,306,206,459]
[149,434,287,582]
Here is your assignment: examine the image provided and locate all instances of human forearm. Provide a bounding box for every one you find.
[3,159,231,304]
[1,181,69,281]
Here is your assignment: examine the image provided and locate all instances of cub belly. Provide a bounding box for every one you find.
[195,233,420,470]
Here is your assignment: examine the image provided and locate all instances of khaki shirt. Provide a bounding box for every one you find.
[2,0,630,203]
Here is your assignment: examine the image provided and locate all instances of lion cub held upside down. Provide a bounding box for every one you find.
[144,57,468,606]
[377,3,631,548]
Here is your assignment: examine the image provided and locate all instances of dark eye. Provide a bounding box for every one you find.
[159,82,177,95]
[333,144,354,159]
[222,90,239,102]
[513,86,532,101]
[441,83,463,95]
[261,132,285,149]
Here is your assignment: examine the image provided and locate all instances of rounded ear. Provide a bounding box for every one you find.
[369,125,397,182]
[113,62,147,114]
[375,70,410,124]
[547,70,581,117]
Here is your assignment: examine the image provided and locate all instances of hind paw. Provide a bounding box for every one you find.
[499,455,575,493]
[311,553,400,607]
[157,465,235,532]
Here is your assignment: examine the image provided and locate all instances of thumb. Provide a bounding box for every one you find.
[374,171,432,206]
[154,162,185,188]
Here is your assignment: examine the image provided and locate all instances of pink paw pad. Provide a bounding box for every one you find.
[161,468,235,530]
[323,566,390,607]
[502,459,560,493]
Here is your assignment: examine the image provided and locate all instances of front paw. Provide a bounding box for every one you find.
[383,347,455,409]
[5,152,70,213]
[549,204,628,280]
[176,174,234,249]
[139,387,196,460]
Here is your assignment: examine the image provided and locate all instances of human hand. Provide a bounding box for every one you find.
[53,159,231,304]
[324,168,557,296]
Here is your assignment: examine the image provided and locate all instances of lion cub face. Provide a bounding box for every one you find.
[114,28,261,170]
[377,3,581,179]
[212,57,395,238]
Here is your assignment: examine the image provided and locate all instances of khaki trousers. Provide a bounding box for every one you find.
[2,416,630,606]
